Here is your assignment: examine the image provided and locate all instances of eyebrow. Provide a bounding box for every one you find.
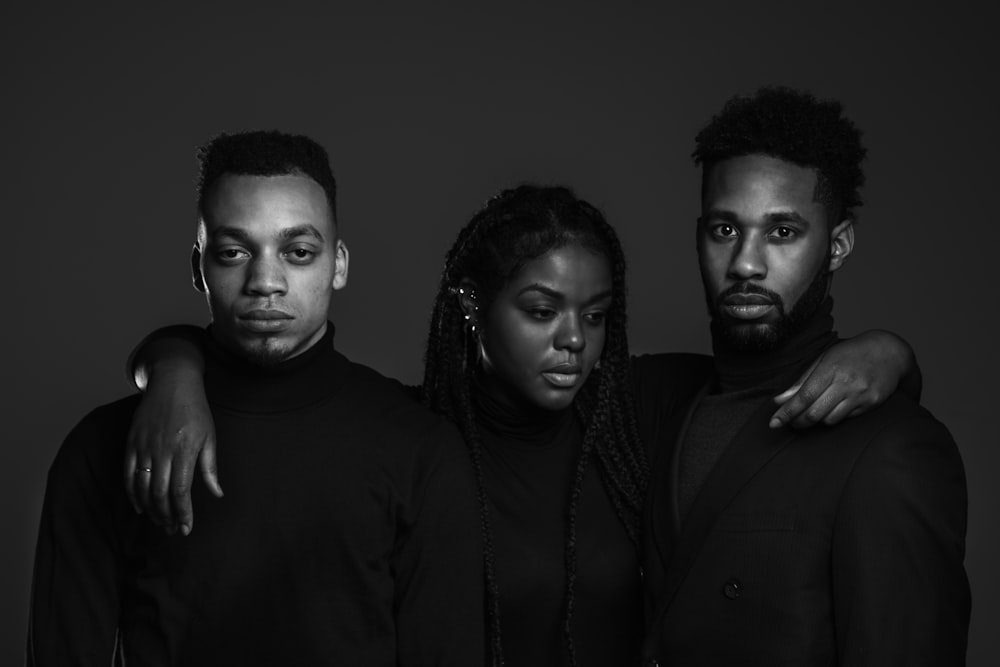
[701,209,812,227]
[210,225,326,242]
[517,284,614,304]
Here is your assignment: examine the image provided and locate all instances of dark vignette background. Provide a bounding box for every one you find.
[3,2,996,663]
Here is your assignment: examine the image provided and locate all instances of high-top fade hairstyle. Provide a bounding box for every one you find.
[196,130,338,223]
[422,184,647,667]
[693,86,867,224]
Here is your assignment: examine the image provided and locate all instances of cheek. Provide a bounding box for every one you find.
[698,246,729,284]
[293,270,335,301]
[586,327,607,364]
[770,246,823,300]
[486,318,549,373]
[204,272,242,307]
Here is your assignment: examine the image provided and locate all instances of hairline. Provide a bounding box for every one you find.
[699,152,849,231]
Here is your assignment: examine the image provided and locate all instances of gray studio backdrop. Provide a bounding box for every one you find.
[4,2,996,664]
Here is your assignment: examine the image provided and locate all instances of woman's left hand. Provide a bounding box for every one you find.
[769,329,920,429]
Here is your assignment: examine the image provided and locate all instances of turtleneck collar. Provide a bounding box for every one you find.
[472,372,575,447]
[711,297,838,394]
[203,322,347,414]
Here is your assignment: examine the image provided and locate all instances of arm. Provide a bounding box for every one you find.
[29,412,130,665]
[770,330,921,429]
[832,415,970,664]
[124,325,219,536]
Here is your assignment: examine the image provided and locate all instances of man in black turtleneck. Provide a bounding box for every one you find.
[28,131,483,665]
[640,88,969,665]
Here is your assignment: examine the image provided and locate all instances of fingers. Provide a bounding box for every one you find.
[136,460,154,523]
[770,372,829,428]
[786,386,844,428]
[772,383,801,406]
[821,398,855,425]
[771,366,877,429]
[771,383,840,429]
[148,457,176,535]
[123,446,140,514]
[199,438,224,499]
[170,457,195,537]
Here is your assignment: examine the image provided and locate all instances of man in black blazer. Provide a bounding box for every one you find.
[641,87,970,666]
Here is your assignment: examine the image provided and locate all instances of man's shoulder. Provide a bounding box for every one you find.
[48,394,141,486]
[827,391,951,444]
[336,356,462,445]
[339,358,431,417]
[60,394,141,448]
[795,391,962,481]
[340,356,418,400]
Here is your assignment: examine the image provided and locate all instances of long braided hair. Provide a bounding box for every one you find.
[421,184,647,666]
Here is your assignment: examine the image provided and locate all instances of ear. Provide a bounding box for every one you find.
[191,244,207,293]
[827,219,855,273]
[332,239,349,291]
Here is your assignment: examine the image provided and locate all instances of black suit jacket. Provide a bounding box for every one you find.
[637,354,970,667]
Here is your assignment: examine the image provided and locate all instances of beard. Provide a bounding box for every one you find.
[240,336,294,367]
[706,262,830,353]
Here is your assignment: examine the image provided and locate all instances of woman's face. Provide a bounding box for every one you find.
[477,242,613,412]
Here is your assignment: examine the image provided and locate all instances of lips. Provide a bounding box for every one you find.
[542,362,583,389]
[239,309,294,333]
[718,286,779,321]
[722,294,772,306]
[720,297,774,321]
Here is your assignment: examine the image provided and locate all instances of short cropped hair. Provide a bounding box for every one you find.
[196,130,337,222]
[693,86,866,221]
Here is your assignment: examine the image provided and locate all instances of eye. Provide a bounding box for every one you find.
[525,307,556,321]
[285,247,317,264]
[769,226,798,241]
[216,247,249,264]
[583,310,607,326]
[711,223,738,240]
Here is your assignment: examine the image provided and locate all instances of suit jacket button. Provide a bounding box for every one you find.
[643,659,659,667]
[722,578,742,600]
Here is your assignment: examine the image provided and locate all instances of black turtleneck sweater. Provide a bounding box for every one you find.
[473,379,643,667]
[29,325,484,666]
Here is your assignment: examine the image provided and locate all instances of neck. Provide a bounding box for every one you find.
[710,297,837,393]
[472,371,573,444]
[203,323,346,413]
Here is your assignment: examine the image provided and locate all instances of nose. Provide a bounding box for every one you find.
[554,314,585,353]
[727,235,767,281]
[245,255,288,296]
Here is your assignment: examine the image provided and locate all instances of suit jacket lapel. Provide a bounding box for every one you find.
[657,394,799,613]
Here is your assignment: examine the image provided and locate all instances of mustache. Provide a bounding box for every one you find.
[716,283,785,309]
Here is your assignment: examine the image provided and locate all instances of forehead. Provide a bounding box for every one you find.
[704,154,821,218]
[203,173,335,238]
[505,242,612,293]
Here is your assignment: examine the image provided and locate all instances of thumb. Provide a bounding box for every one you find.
[772,383,801,406]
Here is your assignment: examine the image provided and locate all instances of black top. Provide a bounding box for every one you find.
[28,325,484,666]
[473,378,643,667]
[676,387,770,522]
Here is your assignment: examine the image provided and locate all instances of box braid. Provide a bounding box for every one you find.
[421,184,647,667]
